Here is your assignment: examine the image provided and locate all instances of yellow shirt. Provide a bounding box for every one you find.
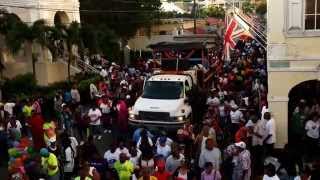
[22,105,32,118]
[41,153,59,176]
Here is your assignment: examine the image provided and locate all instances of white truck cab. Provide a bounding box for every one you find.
[129,73,194,129]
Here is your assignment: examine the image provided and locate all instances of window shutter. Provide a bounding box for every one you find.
[287,0,303,31]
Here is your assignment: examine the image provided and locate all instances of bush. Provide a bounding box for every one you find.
[2,73,100,102]
[2,73,37,100]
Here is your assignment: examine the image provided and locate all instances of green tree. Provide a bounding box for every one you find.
[25,20,48,78]
[255,2,267,15]
[242,0,255,14]
[63,22,83,81]
[79,0,161,63]
[201,5,225,19]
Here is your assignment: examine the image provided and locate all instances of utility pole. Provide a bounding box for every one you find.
[193,0,197,34]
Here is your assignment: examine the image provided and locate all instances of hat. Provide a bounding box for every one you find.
[39,148,49,157]
[235,141,246,149]
[159,136,167,144]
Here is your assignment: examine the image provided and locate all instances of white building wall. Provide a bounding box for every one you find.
[0,0,80,25]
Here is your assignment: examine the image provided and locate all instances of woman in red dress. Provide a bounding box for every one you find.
[28,113,45,150]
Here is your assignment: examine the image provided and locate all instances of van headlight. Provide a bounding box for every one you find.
[129,110,135,119]
[129,114,135,119]
[177,116,184,121]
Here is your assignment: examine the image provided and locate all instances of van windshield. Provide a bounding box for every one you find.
[142,81,184,99]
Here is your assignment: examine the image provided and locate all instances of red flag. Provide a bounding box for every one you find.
[224,18,238,49]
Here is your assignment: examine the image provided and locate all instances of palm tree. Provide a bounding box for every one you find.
[23,20,48,78]
[64,21,82,81]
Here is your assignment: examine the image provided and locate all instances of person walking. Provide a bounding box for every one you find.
[232,142,251,180]
[114,153,134,180]
[40,148,60,180]
[88,105,102,140]
[198,138,222,171]
[263,112,276,156]
[201,162,222,180]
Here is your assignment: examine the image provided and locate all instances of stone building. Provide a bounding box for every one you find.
[268,0,320,148]
[0,0,80,85]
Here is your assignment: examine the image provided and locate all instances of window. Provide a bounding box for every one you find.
[185,80,191,94]
[142,81,184,99]
[305,0,320,30]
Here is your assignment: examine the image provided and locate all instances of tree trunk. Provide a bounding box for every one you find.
[31,53,37,79]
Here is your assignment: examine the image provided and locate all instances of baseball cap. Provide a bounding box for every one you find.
[159,136,167,144]
[40,148,49,157]
[235,141,246,149]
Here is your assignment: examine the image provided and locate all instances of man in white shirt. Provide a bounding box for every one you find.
[88,106,102,140]
[104,143,121,168]
[263,112,276,156]
[230,104,243,135]
[305,113,320,156]
[64,145,75,179]
[7,117,22,136]
[156,137,171,159]
[198,138,221,170]
[4,102,15,117]
[249,116,266,174]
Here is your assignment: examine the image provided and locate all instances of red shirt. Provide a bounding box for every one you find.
[235,127,248,143]
[153,171,171,180]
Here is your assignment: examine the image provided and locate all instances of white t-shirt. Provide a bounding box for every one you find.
[156,144,171,158]
[262,175,280,180]
[4,102,15,115]
[265,118,276,144]
[88,108,102,125]
[218,105,226,117]
[252,120,267,146]
[100,103,111,114]
[7,120,22,134]
[104,149,121,166]
[155,137,173,147]
[230,110,243,124]
[116,147,130,157]
[305,120,320,139]
[64,147,75,173]
[129,149,142,167]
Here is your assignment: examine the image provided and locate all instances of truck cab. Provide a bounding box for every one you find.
[129,73,193,129]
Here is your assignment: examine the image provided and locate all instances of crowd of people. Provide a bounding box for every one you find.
[0,38,320,180]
